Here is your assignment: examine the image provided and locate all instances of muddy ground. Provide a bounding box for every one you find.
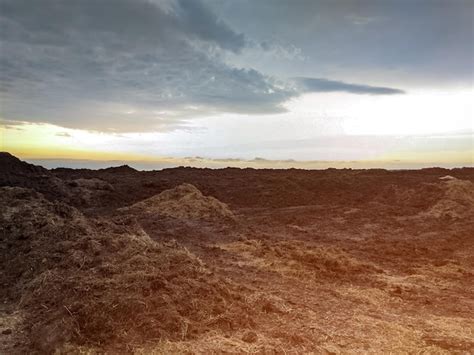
[1,152,473,353]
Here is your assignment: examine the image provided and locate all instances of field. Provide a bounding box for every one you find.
[1,152,473,353]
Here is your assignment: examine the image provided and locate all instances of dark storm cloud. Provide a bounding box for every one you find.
[0,0,244,52]
[0,0,291,131]
[296,77,405,95]
[175,0,245,53]
[1,0,406,132]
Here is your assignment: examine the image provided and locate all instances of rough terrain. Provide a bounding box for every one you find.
[1,152,473,354]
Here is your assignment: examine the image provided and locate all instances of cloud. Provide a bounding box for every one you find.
[209,0,474,86]
[0,118,28,130]
[0,0,406,133]
[295,77,405,95]
[175,0,245,53]
[0,0,298,132]
[55,132,72,138]
[345,15,382,26]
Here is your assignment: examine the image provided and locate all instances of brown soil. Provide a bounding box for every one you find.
[1,153,473,354]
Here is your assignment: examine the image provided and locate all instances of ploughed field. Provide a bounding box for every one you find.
[1,152,473,353]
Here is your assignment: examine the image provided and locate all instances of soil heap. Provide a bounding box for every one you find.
[0,187,249,352]
[121,183,236,221]
[0,152,69,201]
[423,178,474,219]
[0,152,117,208]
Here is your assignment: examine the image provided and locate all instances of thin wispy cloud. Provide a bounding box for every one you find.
[55,132,72,138]
[295,77,405,95]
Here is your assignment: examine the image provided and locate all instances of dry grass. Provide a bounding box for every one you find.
[219,238,381,281]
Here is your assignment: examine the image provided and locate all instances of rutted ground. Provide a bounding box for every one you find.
[1,152,473,353]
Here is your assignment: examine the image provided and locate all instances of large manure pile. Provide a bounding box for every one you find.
[423,178,474,219]
[121,183,235,221]
[0,187,249,352]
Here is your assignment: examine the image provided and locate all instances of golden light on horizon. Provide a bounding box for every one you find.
[1,89,472,168]
[2,120,472,169]
[0,122,154,161]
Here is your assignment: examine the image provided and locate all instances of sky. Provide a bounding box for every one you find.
[0,0,473,169]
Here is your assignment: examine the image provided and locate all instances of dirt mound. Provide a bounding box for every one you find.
[423,178,474,219]
[0,187,251,352]
[0,152,45,175]
[71,178,114,190]
[122,183,236,221]
[0,153,108,209]
[65,178,116,206]
[0,152,70,201]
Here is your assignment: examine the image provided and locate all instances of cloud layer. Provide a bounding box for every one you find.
[209,0,474,85]
[295,77,405,95]
[1,0,408,132]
